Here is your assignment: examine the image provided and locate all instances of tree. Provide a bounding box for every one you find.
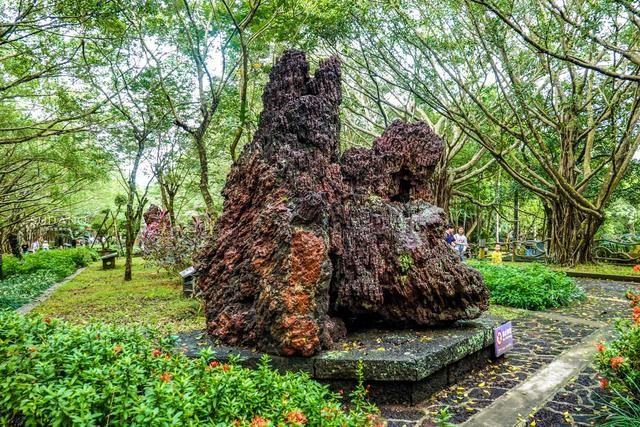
[471,0,640,82]
[81,23,170,281]
[331,38,506,216]
[354,0,640,264]
[150,129,196,227]
[0,0,116,146]
[125,0,267,215]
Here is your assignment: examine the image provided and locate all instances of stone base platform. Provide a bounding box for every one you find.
[175,315,504,405]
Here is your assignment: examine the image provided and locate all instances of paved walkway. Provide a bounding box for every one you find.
[381,278,638,427]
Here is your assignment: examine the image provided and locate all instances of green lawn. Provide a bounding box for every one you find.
[500,261,639,277]
[34,257,205,332]
[486,304,530,320]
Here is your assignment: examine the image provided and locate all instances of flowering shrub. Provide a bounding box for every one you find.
[140,206,205,274]
[633,265,640,274]
[595,291,640,424]
[0,311,380,426]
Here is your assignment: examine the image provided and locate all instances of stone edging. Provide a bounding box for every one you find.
[564,270,640,283]
[16,267,86,314]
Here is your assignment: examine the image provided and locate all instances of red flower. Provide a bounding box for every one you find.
[209,360,219,369]
[249,416,269,427]
[43,317,52,325]
[599,378,609,389]
[631,300,637,307]
[160,372,172,382]
[113,346,123,354]
[285,410,307,424]
[338,389,344,395]
[595,343,605,352]
[151,348,162,358]
[633,307,640,324]
[222,364,231,372]
[633,265,640,273]
[611,356,624,370]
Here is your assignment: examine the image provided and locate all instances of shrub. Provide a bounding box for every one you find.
[467,261,586,310]
[0,311,381,426]
[595,291,640,425]
[2,248,97,280]
[140,207,205,274]
[0,272,58,310]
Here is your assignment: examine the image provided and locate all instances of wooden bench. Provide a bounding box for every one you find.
[100,253,118,270]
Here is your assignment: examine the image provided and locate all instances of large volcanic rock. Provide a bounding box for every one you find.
[195,49,488,357]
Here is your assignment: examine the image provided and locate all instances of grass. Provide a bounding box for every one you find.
[487,304,530,320]
[501,261,639,277]
[34,257,204,333]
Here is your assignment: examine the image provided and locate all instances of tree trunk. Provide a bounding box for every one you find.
[124,142,144,282]
[194,133,215,215]
[8,232,22,259]
[124,193,135,281]
[513,189,519,242]
[547,199,602,265]
[157,174,177,227]
[434,166,453,216]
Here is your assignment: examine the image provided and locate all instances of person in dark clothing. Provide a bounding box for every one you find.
[444,225,456,248]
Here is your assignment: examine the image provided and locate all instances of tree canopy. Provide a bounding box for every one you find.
[1,0,638,269]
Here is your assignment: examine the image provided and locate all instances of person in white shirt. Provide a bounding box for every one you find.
[42,240,49,250]
[454,227,468,261]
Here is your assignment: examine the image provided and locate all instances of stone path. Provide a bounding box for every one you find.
[381,278,639,427]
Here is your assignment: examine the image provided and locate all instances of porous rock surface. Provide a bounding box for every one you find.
[195,49,488,357]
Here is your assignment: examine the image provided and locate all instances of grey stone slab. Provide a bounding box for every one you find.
[175,315,505,383]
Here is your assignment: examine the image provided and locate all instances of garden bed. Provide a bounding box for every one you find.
[0,248,96,310]
[0,311,380,426]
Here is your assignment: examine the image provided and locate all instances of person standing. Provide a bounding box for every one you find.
[444,225,456,248]
[454,227,468,261]
[42,240,49,251]
[31,240,40,253]
[491,244,503,264]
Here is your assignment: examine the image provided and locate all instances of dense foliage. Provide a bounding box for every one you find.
[467,261,586,310]
[0,312,380,426]
[2,248,97,280]
[595,291,640,426]
[0,272,58,310]
[0,248,97,310]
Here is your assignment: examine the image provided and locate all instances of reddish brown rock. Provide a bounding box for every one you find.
[195,49,488,356]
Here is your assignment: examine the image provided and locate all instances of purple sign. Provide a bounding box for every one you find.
[494,321,514,357]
